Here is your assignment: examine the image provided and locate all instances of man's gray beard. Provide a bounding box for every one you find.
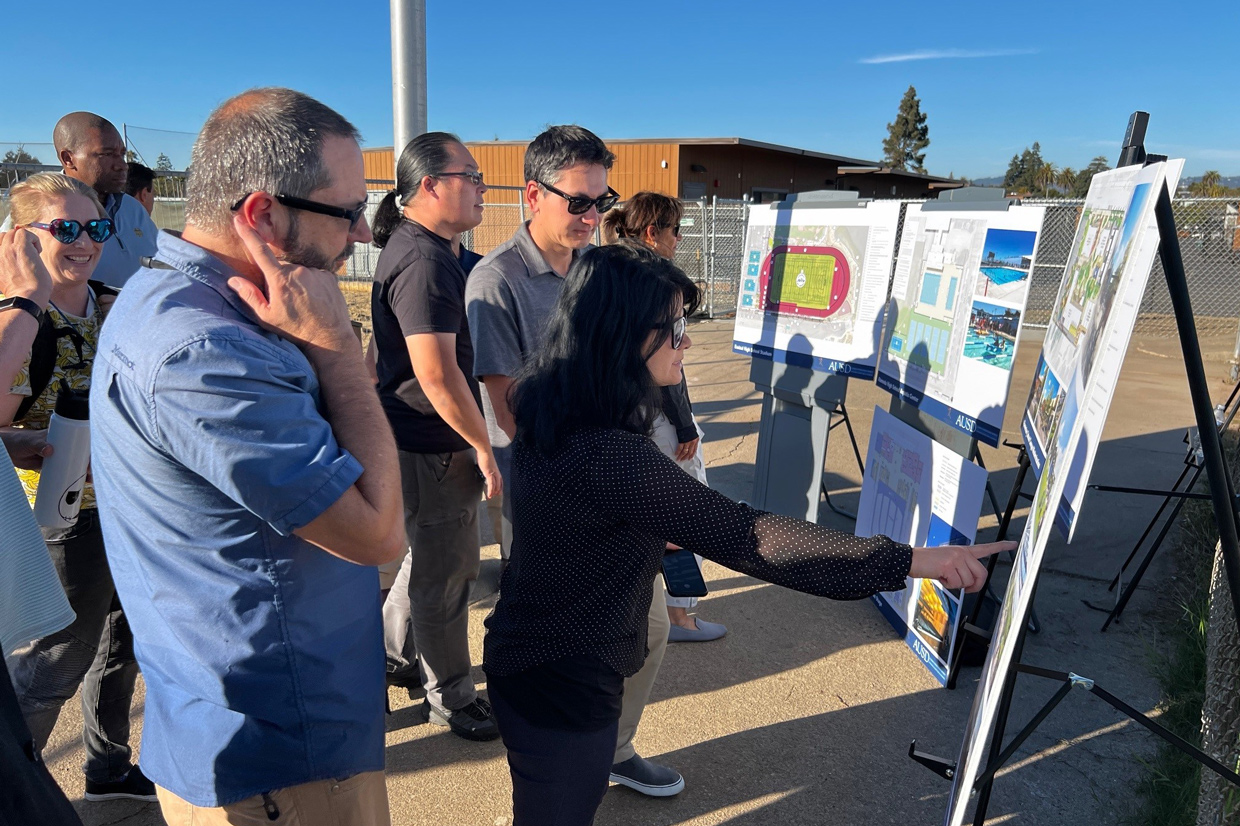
[284,214,353,272]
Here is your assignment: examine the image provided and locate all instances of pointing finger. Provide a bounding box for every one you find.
[972,540,1018,559]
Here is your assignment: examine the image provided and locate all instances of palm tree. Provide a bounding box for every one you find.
[1056,167,1077,198]
[1036,162,1058,197]
[1195,170,1223,198]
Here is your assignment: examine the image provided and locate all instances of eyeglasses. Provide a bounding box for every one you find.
[435,171,485,186]
[231,192,369,232]
[662,224,682,239]
[20,218,115,244]
[654,315,687,350]
[536,180,620,215]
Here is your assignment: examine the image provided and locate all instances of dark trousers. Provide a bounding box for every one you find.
[382,449,484,713]
[489,681,619,826]
[5,509,139,782]
[0,656,83,825]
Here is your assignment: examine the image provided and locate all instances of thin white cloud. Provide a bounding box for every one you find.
[859,48,1037,65]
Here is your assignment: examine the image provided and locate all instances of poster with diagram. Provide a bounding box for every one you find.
[1019,159,1184,539]
[856,407,989,685]
[944,160,1181,826]
[876,206,1046,446]
[731,201,902,379]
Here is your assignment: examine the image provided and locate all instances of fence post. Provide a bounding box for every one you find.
[708,196,717,318]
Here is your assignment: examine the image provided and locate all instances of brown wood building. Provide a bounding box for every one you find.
[362,137,960,202]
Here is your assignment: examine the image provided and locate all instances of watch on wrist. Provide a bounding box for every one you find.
[0,295,45,322]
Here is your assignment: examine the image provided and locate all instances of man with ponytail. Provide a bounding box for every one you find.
[370,132,501,742]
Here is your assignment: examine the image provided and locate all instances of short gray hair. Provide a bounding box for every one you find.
[523,125,614,186]
[185,87,361,233]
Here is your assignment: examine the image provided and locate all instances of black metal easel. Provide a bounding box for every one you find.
[820,401,866,519]
[910,111,1240,825]
[944,442,1035,690]
[1093,377,1240,629]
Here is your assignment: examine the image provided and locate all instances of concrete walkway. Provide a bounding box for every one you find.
[43,318,1235,825]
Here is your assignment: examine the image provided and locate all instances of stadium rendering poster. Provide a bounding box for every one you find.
[876,205,1046,446]
[856,407,988,685]
[1019,159,1184,538]
[731,201,902,379]
[944,161,1180,826]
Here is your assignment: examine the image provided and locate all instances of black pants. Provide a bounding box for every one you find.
[5,509,138,782]
[489,681,619,826]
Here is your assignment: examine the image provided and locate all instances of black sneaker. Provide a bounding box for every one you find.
[84,765,159,802]
[609,754,685,797]
[386,661,421,690]
[422,696,500,741]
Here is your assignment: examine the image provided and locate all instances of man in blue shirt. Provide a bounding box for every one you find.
[50,114,159,287]
[90,88,404,824]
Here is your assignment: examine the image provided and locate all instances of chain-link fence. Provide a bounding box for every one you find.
[8,172,1233,338]
[1020,197,1240,335]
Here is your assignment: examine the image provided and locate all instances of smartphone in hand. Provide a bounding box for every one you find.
[662,549,708,598]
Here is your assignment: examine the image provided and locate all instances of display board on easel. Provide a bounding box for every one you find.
[732,199,902,379]
[942,156,1185,826]
[1019,161,1184,539]
[732,194,903,521]
[857,407,989,684]
[876,204,1046,446]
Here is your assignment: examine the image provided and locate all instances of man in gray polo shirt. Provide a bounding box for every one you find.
[466,125,684,799]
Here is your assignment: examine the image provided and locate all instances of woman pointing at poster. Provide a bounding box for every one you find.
[481,241,1015,825]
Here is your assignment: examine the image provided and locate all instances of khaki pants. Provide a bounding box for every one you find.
[614,574,671,763]
[155,771,390,826]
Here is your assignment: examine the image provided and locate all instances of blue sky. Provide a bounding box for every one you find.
[5,0,1238,178]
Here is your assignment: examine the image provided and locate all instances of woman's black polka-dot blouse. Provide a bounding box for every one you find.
[482,427,913,679]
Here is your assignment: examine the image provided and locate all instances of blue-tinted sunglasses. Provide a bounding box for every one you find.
[21,218,115,244]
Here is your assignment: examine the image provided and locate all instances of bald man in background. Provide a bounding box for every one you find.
[2,113,159,288]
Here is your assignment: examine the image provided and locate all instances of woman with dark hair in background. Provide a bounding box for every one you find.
[369,132,502,741]
[482,242,1012,824]
[604,193,725,642]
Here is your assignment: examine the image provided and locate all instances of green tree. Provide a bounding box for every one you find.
[1072,155,1111,197]
[1003,143,1046,194]
[1035,161,1058,197]
[1056,167,1077,197]
[156,153,174,171]
[2,146,41,165]
[1192,170,1223,197]
[881,85,930,173]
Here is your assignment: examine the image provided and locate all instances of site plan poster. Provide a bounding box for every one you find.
[944,162,1180,826]
[856,407,988,685]
[876,205,1046,447]
[1019,160,1184,539]
[731,201,901,380]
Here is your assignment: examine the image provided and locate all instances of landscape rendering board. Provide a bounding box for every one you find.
[732,201,902,379]
[946,159,1183,826]
[877,205,1045,445]
[1019,159,1184,538]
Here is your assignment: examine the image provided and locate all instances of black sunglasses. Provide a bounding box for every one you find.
[653,315,688,350]
[231,192,368,232]
[21,218,115,244]
[536,181,620,215]
[436,170,485,186]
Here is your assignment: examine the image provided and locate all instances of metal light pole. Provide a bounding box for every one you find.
[390,0,427,160]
